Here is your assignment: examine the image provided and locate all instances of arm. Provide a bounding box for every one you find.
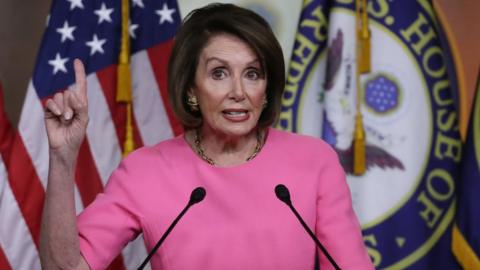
[315,146,374,270]
[39,59,90,270]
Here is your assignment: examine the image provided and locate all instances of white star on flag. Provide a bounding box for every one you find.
[94,3,114,24]
[132,0,145,8]
[155,3,175,24]
[66,0,84,10]
[56,21,76,42]
[129,21,139,39]
[85,34,107,56]
[48,53,69,75]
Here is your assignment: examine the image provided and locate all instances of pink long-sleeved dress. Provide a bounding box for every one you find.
[78,128,374,270]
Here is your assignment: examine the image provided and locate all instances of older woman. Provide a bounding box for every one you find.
[40,3,373,270]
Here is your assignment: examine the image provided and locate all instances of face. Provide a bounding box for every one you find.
[191,33,267,138]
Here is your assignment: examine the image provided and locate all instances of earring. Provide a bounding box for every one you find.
[262,98,268,109]
[187,95,199,111]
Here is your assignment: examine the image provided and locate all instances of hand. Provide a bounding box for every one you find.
[44,59,89,157]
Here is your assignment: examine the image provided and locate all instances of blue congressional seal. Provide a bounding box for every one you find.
[279,0,461,268]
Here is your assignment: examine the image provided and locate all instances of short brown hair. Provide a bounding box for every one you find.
[168,3,285,130]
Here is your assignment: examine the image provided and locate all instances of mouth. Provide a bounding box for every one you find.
[223,111,247,116]
[222,109,249,121]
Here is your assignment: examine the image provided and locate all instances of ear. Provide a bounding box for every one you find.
[187,87,196,98]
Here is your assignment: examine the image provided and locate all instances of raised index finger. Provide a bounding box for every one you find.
[73,58,87,102]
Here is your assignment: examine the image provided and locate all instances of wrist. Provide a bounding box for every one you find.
[49,147,78,169]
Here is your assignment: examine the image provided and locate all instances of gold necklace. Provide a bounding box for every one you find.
[193,129,263,165]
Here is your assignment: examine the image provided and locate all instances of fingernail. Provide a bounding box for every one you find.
[64,111,72,120]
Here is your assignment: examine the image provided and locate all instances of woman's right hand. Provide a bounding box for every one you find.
[44,59,89,158]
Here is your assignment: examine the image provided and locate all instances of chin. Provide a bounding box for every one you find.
[215,123,258,137]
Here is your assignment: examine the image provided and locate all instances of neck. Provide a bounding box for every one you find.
[190,127,264,166]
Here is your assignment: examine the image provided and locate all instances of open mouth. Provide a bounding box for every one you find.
[223,110,247,116]
[222,109,249,121]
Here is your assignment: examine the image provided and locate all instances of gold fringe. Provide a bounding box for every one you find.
[357,0,371,74]
[452,224,480,270]
[117,0,135,156]
[353,0,370,175]
[353,114,366,175]
[123,104,135,157]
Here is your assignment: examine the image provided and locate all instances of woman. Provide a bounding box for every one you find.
[40,3,373,270]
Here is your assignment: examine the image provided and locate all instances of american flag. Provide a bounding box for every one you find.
[0,0,182,269]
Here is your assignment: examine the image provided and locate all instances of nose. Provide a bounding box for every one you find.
[229,76,246,101]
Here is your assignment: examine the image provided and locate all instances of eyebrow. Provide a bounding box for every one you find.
[204,57,261,66]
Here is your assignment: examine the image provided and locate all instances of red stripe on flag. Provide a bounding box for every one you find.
[75,139,105,206]
[3,134,45,249]
[1,84,44,253]
[147,41,183,136]
[0,84,15,158]
[96,67,144,150]
[106,255,126,270]
[0,246,12,270]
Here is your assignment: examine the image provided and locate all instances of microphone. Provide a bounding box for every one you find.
[275,184,341,270]
[137,187,206,270]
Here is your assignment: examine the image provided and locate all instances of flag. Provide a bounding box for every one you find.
[0,82,18,270]
[2,0,182,268]
[1,82,45,270]
[279,0,462,268]
[452,74,480,269]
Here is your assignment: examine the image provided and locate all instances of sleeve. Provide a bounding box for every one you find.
[315,145,374,270]
[77,157,144,270]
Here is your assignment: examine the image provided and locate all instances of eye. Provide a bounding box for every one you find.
[246,68,263,80]
[211,68,227,80]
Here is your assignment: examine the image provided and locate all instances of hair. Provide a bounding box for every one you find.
[168,3,285,130]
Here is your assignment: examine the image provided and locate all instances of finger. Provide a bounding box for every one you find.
[63,91,74,121]
[53,92,65,113]
[45,99,62,116]
[68,92,89,124]
[73,59,87,102]
[69,91,87,115]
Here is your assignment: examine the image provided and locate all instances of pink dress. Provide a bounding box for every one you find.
[78,128,374,270]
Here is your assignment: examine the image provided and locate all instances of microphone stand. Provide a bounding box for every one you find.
[137,187,206,270]
[275,184,341,270]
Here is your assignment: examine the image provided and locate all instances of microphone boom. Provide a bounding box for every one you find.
[137,187,206,270]
[275,184,341,270]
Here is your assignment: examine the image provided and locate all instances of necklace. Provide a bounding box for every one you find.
[193,129,263,165]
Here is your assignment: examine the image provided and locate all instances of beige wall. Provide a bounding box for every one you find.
[1,0,479,131]
[0,0,51,125]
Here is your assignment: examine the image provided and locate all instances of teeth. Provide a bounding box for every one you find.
[225,111,246,116]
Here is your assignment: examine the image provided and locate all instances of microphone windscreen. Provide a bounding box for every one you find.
[190,187,206,204]
[275,184,291,204]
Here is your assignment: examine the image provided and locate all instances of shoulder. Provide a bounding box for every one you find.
[263,128,341,174]
[122,135,187,165]
[267,128,337,158]
[103,135,188,191]
[107,135,191,183]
